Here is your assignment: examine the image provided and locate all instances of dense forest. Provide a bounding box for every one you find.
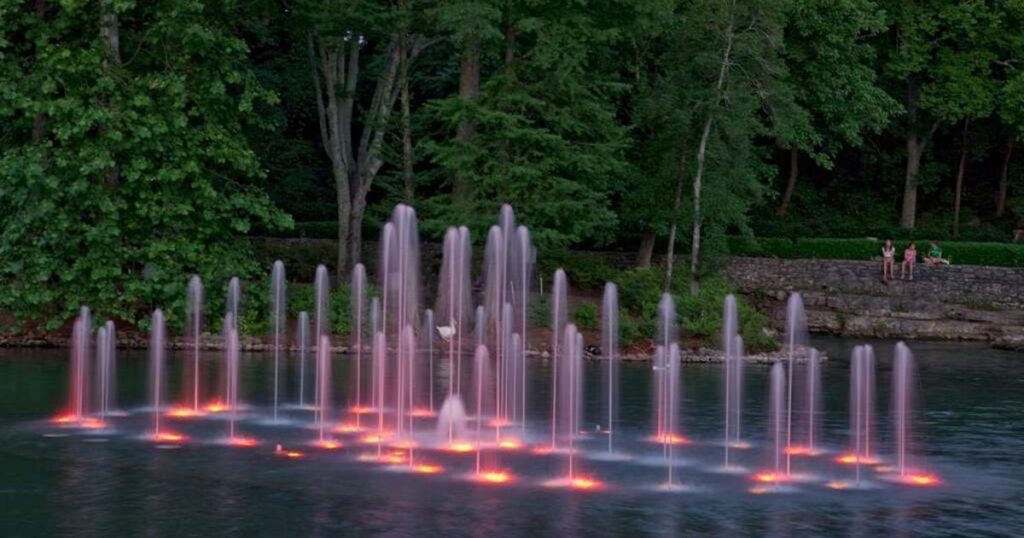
[2,0,1024,328]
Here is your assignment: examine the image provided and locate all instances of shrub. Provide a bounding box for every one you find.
[571,302,599,331]
[728,236,1024,267]
[537,249,619,291]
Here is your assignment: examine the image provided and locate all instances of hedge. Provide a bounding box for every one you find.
[728,237,1024,267]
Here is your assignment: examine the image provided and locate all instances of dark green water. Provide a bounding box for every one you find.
[1,337,1022,537]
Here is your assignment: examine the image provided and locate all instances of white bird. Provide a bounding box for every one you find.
[436,321,457,343]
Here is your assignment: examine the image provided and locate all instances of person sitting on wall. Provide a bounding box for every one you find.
[1013,222,1024,243]
[881,239,896,281]
[923,241,950,266]
[901,242,917,281]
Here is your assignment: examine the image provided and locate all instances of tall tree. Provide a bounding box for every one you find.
[301,1,432,281]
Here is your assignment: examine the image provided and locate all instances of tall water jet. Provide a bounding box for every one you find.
[722,295,745,468]
[846,344,877,484]
[312,264,330,418]
[473,345,493,477]
[65,306,91,423]
[560,324,583,480]
[372,331,387,456]
[185,275,203,411]
[783,292,808,475]
[378,205,421,438]
[436,226,472,400]
[270,260,286,421]
[149,309,167,439]
[803,348,822,455]
[602,283,619,453]
[891,340,936,487]
[96,321,116,418]
[226,277,241,328]
[224,317,242,442]
[550,269,568,448]
[515,226,532,432]
[474,305,487,349]
[423,308,435,414]
[768,362,787,477]
[654,344,682,487]
[297,311,310,407]
[350,263,367,425]
[315,334,332,445]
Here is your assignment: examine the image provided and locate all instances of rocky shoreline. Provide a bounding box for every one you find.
[1,332,822,364]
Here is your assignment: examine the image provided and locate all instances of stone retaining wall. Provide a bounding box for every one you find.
[725,257,1024,348]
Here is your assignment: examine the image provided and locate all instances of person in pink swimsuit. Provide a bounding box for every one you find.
[901,243,917,281]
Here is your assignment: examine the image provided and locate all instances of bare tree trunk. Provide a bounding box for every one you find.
[953,119,969,237]
[690,117,713,297]
[635,230,656,268]
[689,18,734,297]
[777,148,798,216]
[663,154,686,292]
[453,34,481,208]
[997,136,1014,217]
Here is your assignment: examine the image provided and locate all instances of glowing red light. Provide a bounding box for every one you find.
[826,480,850,490]
[52,414,77,424]
[410,408,436,418]
[835,453,880,465]
[227,436,259,447]
[167,406,204,419]
[487,418,512,428]
[275,445,305,459]
[570,477,603,490]
[413,464,443,474]
[204,401,229,413]
[80,418,107,430]
[446,442,475,453]
[498,438,523,450]
[530,445,555,455]
[390,440,418,450]
[334,423,362,434]
[650,433,691,445]
[753,472,783,483]
[783,445,815,456]
[360,433,391,444]
[349,405,376,415]
[475,471,512,484]
[151,432,186,443]
[312,439,342,450]
[903,473,940,486]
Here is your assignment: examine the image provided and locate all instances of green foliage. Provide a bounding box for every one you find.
[570,302,599,331]
[538,249,619,292]
[728,236,1024,267]
[0,1,289,330]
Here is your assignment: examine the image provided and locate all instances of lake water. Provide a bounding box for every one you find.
[1,337,1022,536]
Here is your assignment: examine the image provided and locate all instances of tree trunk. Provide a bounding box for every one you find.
[901,133,922,230]
[635,230,655,268]
[690,117,713,297]
[690,17,733,297]
[453,34,481,208]
[399,28,414,202]
[953,119,969,237]
[347,190,367,275]
[997,136,1014,217]
[335,167,352,279]
[777,148,798,216]
[663,154,686,292]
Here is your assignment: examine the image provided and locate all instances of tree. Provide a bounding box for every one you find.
[422,0,641,247]
[645,0,793,295]
[776,0,898,216]
[0,0,287,328]
[883,1,1002,230]
[300,0,433,281]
